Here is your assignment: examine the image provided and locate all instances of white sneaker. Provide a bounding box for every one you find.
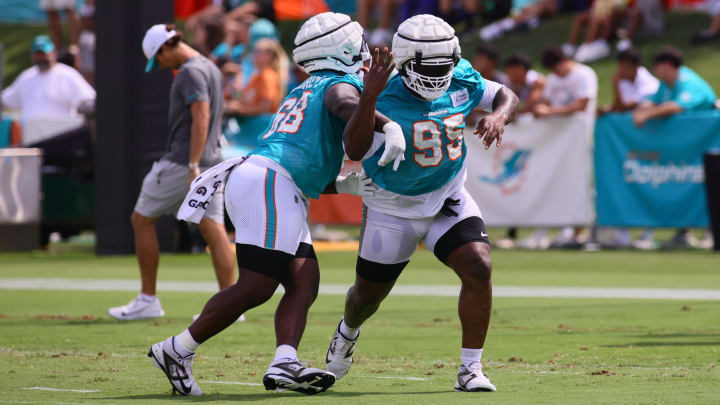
[192,313,246,323]
[108,294,165,320]
[455,362,496,392]
[561,43,577,58]
[494,237,515,249]
[517,231,550,250]
[147,337,203,396]
[263,358,336,395]
[574,42,593,62]
[480,21,506,41]
[325,320,359,380]
[616,38,632,52]
[633,230,657,250]
[584,39,611,62]
[633,238,658,250]
[698,232,714,249]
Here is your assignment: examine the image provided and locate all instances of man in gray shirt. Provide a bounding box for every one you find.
[109,24,235,321]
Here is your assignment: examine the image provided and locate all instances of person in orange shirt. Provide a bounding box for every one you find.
[225,38,287,116]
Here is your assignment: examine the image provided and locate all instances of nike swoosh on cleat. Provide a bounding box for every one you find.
[161,350,192,394]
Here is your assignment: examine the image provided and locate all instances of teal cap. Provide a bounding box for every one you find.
[249,19,279,48]
[31,35,55,54]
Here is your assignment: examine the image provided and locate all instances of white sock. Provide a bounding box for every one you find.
[273,344,298,363]
[139,292,157,303]
[175,329,199,355]
[339,318,360,340]
[500,17,514,31]
[461,347,483,367]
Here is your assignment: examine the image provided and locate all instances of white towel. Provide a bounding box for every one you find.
[177,156,248,223]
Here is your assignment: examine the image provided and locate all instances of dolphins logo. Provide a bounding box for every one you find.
[480,149,531,185]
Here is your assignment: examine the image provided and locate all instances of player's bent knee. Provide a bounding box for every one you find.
[290,244,320,302]
[354,295,383,315]
[457,250,493,286]
[285,265,320,305]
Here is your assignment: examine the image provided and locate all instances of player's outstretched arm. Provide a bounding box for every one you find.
[474,86,519,150]
[324,47,396,161]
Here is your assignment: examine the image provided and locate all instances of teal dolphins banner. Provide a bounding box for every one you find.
[595,111,720,227]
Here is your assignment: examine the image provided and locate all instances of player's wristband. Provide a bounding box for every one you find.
[188,162,199,170]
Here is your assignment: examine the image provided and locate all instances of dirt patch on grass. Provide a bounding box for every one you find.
[32,314,98,321]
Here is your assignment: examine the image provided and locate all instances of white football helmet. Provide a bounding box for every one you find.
[293,12,370,75]
[392,15,460,100]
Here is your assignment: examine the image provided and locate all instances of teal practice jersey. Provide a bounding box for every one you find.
[363,58,487,196]
[252,71,363,199]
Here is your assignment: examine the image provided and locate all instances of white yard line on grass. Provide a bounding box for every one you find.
[1,278,720,300]
[1,401,94,405]
[23,387,100,393]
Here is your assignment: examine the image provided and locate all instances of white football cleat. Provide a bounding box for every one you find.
[147,337,202,396]
[108,294,165,320]
[455,362,497,392]
[263,358,336,395]
[325,320,358,380]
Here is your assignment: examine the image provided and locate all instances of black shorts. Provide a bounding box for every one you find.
[236,242,316,282]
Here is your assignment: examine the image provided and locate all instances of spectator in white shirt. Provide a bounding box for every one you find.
[599,49,659,115]
[519,46,598,250]
[533,45,598,121]
[1,35,96,124]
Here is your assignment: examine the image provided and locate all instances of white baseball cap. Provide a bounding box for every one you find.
[142,24,177,72]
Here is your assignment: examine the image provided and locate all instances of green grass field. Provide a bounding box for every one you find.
[1,246,719,404]
[2,10,720,404]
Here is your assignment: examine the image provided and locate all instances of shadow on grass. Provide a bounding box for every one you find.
[631,332,720,339]
[1,318,130,327]
[604,341,720,348]
[106,389,447,402]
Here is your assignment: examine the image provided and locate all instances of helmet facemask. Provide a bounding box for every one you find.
[355,35,371,79]
[401,53,456,100]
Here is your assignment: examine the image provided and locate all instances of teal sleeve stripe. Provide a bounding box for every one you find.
[264,169,277,249]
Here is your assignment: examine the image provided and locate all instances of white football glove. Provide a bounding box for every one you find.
[377,121,405,171]
[335,171,378,197]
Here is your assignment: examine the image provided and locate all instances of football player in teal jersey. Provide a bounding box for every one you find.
[146,13,403,396]
[326,15,519,392]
